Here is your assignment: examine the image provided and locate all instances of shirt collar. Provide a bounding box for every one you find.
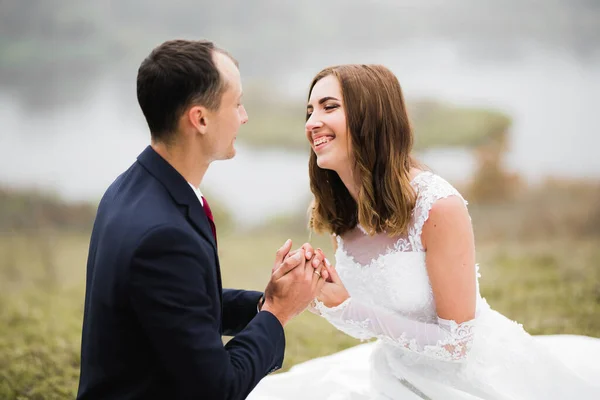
[187,182,204,206]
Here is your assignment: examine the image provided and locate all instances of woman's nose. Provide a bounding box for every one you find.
[305,114,323,131]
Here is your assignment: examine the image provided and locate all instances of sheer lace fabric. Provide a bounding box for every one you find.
[249,172,600,399]
[314,172,482,363]
[314,297,476,362]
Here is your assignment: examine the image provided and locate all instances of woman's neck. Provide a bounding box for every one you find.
[335,165,360,202]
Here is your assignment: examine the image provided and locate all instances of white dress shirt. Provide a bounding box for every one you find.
[188,182,204,206]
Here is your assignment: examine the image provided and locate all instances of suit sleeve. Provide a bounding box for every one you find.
[222,289,264,336]
[129,225,285,400]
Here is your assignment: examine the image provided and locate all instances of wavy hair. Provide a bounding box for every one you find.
[308,65,419,237]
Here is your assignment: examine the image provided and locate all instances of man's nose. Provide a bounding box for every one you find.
[240,105,248,124]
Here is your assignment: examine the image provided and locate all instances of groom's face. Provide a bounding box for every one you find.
[204,52,248,161]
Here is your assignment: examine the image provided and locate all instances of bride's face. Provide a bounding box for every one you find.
[306,75,351,172]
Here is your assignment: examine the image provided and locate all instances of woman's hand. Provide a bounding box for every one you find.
[283,245,348,307]
[315,251,349,308]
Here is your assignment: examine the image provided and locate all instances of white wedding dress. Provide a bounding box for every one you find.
[249,171,600,399]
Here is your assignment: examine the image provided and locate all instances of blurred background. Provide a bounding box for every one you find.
[1,0,599,398]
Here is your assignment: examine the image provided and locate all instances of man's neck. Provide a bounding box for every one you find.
[151,140,209,188]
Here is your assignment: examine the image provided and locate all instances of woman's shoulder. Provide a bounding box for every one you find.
[411,171,467,207]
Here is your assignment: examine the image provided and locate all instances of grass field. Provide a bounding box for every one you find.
[0,177,598,398]
[1,223,599,398]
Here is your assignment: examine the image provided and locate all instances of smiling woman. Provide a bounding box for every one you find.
[306,89,346,168]
[248,64,600,400]
[306,65,420,238]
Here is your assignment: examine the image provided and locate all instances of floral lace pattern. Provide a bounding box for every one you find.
[249,171,600,400]
[317,172,482,363]
[422,319,476,362]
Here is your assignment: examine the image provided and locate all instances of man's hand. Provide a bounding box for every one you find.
[262,240,327,326]
[284,242,324,270]
[285,244,335,282]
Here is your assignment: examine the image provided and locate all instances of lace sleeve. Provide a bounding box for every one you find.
[314,297,475,362]
[410,173,468,252]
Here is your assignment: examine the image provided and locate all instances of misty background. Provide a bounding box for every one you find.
[1,0,599,225]
[1,1,600,398]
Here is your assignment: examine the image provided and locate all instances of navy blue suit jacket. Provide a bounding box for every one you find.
[77,146,285,400]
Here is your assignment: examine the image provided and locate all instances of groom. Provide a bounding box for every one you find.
[77,40,326,400]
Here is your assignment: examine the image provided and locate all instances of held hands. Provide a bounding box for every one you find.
[286,244,350,309]
[312,248,349,308]
[261,240,328,326]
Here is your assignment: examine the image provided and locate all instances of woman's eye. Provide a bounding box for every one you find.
[324,104,338,111]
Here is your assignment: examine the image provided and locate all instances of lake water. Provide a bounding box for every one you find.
[1,40,598,226]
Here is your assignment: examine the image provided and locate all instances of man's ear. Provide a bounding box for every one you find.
[188,105,209,135]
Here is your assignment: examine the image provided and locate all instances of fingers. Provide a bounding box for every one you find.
[295,244,329,268]
[273,249,304,280]
[322,257,334,282]
[315,248,325,260]
[301,243,315,260]
[311,261,324,288]
[316,273,327,293]
[309,248,325,269]
[284,242,314,262]
[324,262,341,284]
[304,256,316,282]
[283,248,299,262]
[274,239,293,266]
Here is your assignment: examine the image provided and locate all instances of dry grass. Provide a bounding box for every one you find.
[0,179,598,398]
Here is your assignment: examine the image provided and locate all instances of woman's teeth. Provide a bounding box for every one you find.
[314,136,333,146]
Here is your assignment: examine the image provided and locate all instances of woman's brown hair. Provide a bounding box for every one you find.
[308,64,419,237]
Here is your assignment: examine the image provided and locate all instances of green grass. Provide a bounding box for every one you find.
[1,227,598,398]
[0,287,82,399]
[0,232,87,399]
[476,240,600,336]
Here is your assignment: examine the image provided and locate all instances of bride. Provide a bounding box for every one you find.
[248,64,600,399]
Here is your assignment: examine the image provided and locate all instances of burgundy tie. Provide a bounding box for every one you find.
[201,196,217,245]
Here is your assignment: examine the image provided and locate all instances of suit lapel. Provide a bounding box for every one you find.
[185,201,218,252]
[136,146,223,312]
[137,146,217,249]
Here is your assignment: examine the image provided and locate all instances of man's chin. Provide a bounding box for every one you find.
[224,146,236,160]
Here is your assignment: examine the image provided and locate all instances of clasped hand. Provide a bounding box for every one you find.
[263,240,350,326]
[284,243,349,309]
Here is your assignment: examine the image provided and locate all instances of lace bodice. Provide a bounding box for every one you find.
[249,170,600,400]
[314,171,487,362]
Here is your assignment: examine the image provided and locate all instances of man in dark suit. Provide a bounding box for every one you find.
[77,40,328,400]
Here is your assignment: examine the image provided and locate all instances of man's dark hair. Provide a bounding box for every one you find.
[136,39,234,142]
